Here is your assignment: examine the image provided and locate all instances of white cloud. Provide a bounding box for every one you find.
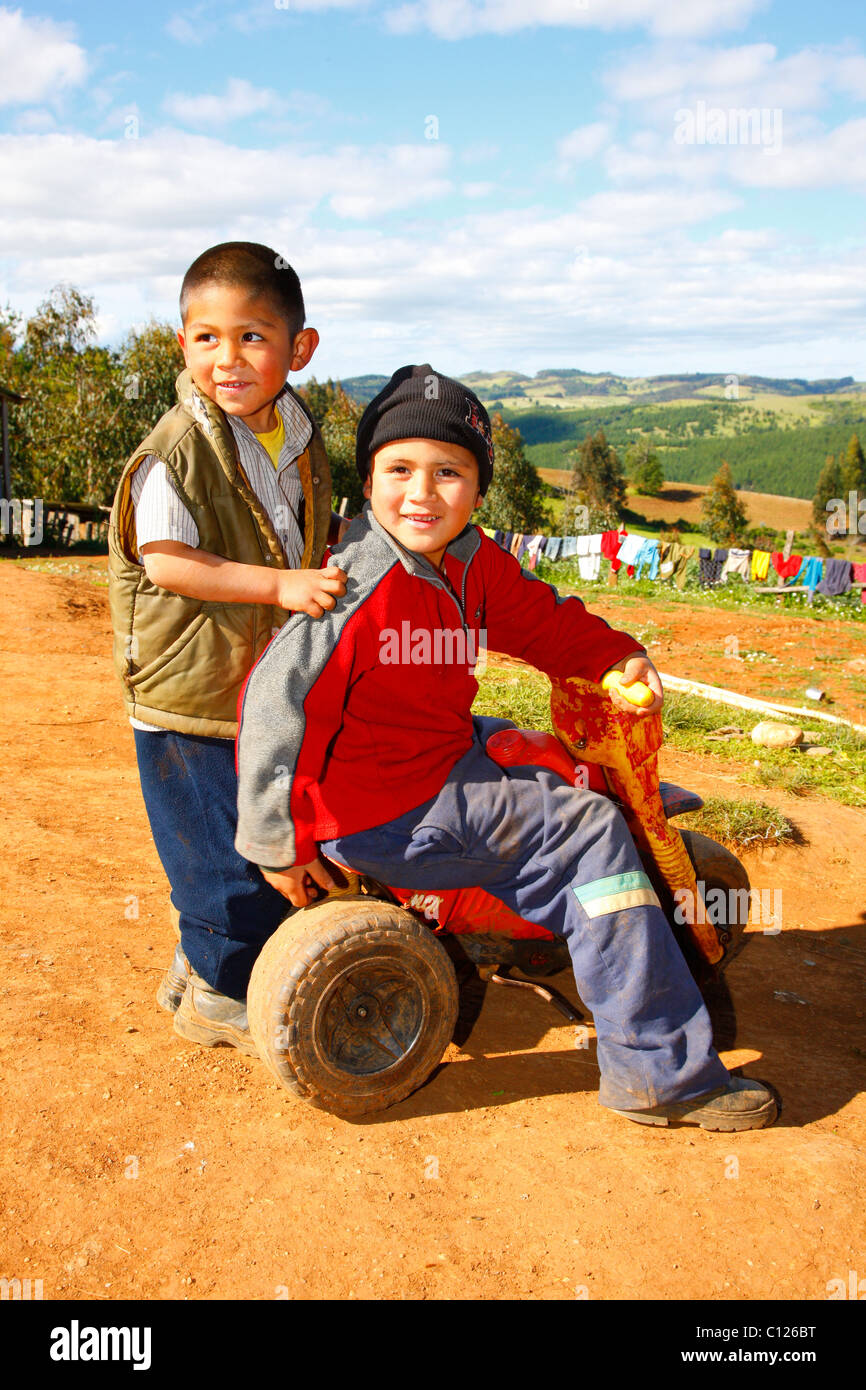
[0,6,87,106]
[12,108,57,134]
[557,122,612,171]
[385,0,763,42]
[733,117,866,190]
[0,130,454,256]
[164,78,289,126]
[165,14,204,45]
[591,40,866,192]
[0,122,863,382]
[608,41,866,112]
[595,115,866,193]
[460,141,501,164]
[270,0,368,8]
[291,206,865,381]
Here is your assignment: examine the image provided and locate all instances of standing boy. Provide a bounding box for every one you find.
[109,241,346,1055]
[234,365,776,1129]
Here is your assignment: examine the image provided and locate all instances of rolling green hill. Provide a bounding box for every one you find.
[334,370,865,500]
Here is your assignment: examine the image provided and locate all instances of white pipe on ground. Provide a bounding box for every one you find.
[657,672,866,737]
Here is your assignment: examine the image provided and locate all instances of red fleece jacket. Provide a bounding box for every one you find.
[235,512,643,870]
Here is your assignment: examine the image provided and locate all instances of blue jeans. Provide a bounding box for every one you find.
[322,717,729,1111]
[134,729,292,999]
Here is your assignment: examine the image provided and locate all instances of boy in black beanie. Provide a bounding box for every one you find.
[234,365,776,1130]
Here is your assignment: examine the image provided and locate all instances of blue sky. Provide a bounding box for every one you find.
[1,0,864,381]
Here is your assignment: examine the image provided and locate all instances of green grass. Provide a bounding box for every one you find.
[473,671,866,808]
[474,665,554,733]
[5,554,109,584]
[677,796,796,849]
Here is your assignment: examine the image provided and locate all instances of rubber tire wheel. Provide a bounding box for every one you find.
[678,830,751,1051]
[247,896,458,1118]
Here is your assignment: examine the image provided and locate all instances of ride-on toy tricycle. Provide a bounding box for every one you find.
[247,671,750,1118]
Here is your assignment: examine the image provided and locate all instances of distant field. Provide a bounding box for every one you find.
[537,473,814,536]
[336,368,866,500]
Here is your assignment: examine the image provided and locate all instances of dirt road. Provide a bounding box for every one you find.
[1,558,864,1301]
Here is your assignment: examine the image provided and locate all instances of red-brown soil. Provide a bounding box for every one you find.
[1,557,864,1302]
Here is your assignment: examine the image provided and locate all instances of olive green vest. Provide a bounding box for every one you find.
[108,370,332,738]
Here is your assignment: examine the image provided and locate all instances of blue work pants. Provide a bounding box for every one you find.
[322,718,729,1111]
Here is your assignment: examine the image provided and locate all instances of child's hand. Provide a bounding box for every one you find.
[602,654,664,717]
[275,565,347,618]
[261,855,337,907]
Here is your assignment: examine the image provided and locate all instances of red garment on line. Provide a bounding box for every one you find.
[771,551,803,579]
[602,527,633,575]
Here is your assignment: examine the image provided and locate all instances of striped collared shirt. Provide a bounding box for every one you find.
[130,385,312,565]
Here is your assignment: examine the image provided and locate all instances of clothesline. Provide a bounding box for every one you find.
[481,526,866,604]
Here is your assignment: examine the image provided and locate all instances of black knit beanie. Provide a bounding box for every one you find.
[355,364,495,496]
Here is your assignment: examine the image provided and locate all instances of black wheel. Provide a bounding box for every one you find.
[247,896,458,1117]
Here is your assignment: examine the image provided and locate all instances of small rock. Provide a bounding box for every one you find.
[803,745,832,757]
[751,721,803,748]
[707,725,743,740]
[774,990,810,1005]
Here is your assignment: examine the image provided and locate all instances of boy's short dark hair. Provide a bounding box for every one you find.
[180,242,306,336]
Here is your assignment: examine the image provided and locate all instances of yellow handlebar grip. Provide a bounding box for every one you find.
[601,670,654,708]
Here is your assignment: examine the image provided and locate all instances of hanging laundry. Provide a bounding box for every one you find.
[816,558,853,596]
[699,548,724,586]
[634,538,660,580]
[523,535,546,571]
[493,529,505,548]
[544,536,563,561]
[771,551,803,580]
[560,536,579,559]
[601,528,624,573]
[721,548,751,582]
[794,556,824,590]
[502,531,513,552]
[668,543,695,588]
[577,554,601,581]
[616,533,644,566]
[852,561,866,606]
[576,534,592,556]
[750,549,771,581]
[588,533,604,555]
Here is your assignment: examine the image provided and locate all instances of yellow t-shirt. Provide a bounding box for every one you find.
[254,413,286,469]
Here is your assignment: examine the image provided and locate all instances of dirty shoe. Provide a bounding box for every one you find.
[156,943,189,1014]
[612,1076,777,1131]
[173,972,258,1057]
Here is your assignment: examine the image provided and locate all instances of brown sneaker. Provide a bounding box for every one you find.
[612,1076,778,1131]
[156,943,190,1014]
[173,971,258,1057]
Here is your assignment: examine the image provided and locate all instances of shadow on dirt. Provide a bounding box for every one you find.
[352,918,866,1128]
